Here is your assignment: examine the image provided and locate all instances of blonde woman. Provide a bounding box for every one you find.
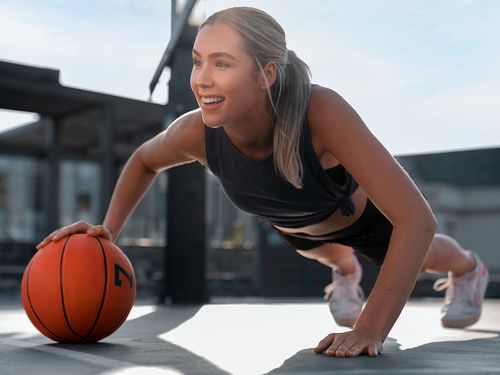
[38,7,489,358]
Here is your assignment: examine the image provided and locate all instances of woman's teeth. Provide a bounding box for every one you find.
[202,97,225,104]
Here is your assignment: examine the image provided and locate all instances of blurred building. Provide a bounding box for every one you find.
[397,149,500,297]
[398,149,500,266]
[1,57,500,300]
[0,59,166,299]
[203,147,500,298]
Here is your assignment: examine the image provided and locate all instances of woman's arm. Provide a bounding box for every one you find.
[37,110,206,248]
[101,109,206,242]
[309,86,437,357]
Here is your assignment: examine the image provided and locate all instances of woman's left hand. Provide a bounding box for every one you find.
[314,327,383,358]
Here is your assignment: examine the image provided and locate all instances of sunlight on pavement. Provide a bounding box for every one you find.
[389,301,497,350]
[102,366,184,375]
[126,305,158,321]
[158,303,342,375]
[157,300,499,374]
[0,308,40,339]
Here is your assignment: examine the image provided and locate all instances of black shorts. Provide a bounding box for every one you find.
[274,199,393,266]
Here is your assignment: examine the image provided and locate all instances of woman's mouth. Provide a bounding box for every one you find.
[200,96,225,111]
[201,96,225,104]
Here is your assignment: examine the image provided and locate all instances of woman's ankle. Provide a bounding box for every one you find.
[452,251,476,278]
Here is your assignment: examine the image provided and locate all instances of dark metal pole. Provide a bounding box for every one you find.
[99,104,117,222]
[149,0,198,96]
[45,116,61,233]
[159,23,207,304]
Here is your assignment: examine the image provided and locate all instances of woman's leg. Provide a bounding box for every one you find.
[420,234,475,276]
[297,243,363,327]
[297,242,355,274]
[421,233,489,328]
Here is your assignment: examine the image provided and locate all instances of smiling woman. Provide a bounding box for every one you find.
[190,23,274,152]
[37,6,489,359]
[193,8,312,188]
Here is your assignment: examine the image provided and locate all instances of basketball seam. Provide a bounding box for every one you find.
[84,237,108,341]
[60,235,86,340]
[86,261,136,340]
[26,241,75,343]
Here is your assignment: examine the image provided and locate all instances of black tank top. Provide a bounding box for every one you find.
[205,116,359,228]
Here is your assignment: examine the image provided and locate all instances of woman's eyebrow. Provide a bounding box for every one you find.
[192,48,239,61]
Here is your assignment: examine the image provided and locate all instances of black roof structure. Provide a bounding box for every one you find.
[397,147,500,187]
[0,59,166,230]
[0,59,165,160]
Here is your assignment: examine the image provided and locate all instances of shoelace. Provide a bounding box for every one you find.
[433,272,472,306]
[324,279,364,301]
[433,272,453,292]
[323,282,336,300]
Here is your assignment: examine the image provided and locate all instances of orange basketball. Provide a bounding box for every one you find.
[21,234,136,343]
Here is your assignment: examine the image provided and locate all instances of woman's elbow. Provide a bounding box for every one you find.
[427,214,438,235]
[393,203,437,237]
[411,196,438,235]
[421,208,438,236]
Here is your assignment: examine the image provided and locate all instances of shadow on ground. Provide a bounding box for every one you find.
[0,303,232,375]
[3,300,500,375]
[266,330,500,375]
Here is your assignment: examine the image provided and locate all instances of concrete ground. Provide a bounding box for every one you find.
[1,297,499,375]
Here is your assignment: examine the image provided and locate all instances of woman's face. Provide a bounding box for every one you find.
[190,23,267,128]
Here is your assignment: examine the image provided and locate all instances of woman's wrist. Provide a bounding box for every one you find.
[353,321,387,343]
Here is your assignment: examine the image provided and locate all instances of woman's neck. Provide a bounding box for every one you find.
[223,107,275,161]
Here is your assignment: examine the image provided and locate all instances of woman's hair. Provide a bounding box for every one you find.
[200,7,312,188]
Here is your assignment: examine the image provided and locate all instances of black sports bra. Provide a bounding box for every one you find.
[204,116,359,228]
[324,165,347,186]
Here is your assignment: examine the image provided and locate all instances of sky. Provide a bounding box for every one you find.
[0,0,499,155]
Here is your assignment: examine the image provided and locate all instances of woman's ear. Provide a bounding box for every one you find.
[259,61,277,90]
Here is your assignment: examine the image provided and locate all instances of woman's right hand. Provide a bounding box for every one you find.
[36,221,114,250]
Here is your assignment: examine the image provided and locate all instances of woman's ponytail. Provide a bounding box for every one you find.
[271,50,311,188]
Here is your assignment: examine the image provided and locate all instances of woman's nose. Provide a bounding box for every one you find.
[195,66,214,88]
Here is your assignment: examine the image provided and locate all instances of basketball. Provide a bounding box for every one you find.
[21,234,136,343]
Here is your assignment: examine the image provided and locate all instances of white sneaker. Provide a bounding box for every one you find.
[324,254,364,327]
[433,251,489,328]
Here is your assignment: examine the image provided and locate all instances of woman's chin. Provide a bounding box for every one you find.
[202,116,224,128]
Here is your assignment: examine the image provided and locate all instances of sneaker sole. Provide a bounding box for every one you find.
[334,316,357,328]
[442,314,481,328]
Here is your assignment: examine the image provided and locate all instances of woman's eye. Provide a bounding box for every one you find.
[193,59,202,67]
[215,61,229,68]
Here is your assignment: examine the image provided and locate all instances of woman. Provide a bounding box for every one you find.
[37,7,489,358]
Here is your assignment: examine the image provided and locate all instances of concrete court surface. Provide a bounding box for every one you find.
[1,297,499,375]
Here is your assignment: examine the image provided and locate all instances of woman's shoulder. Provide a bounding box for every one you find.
[166,109,204,137]
[308,85,349,123]
[163,109,205,147]
[306,84,369,159]
[307,85,362,134]
[161,109,207,165]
